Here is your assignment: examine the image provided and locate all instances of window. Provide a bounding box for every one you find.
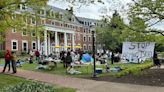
[22,41,28,52]
[32,41,36,50]
[12,40,18,51]
[41,10,45,15]
[22,29,27,36]
[83,45,87,50]
[88,36,91,42]
[51,21,55,25]
[83,29,85,33]
[22,4,26,10]
[31,31,36,37]
[83,36,86,42]
[51,11,54,17]
[12,14,16,19]
[12,28,16,33]
[67,34,71,40]
[31,17,36,24]
[88,45,92,50]
[41,19,45,24]
[89,29,91,33]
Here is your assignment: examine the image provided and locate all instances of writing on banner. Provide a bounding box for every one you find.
[122,42,155,63]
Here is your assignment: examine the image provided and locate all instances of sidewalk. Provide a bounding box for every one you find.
[0,67,164,92]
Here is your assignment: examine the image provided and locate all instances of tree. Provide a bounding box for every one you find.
[96,11,124,52]
[129,0,164,36]
[0,0,48,42]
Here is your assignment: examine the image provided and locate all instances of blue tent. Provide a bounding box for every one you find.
[82,53,93,63]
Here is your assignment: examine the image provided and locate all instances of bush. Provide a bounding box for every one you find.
[21,51,28,56]
[0,50,6,58]
[114,60,153,78]
[1,81,57,92]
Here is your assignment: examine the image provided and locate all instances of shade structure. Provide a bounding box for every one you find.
[65,46,71,48]
[55,45,61,48]
[75,45,82,48]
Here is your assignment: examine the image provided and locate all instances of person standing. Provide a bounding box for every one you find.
[111,52,114,64]
[11,52,17,73]
[153,51,161,68]
[66,52,73,72]
[2,50,11,73]
[35,50,40,63]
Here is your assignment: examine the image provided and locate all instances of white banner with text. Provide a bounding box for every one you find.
[122,42,155,63]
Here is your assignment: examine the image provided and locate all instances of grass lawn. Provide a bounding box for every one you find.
[0,74,28,89]
[19,59,153,78]
[0,57,153,78]
[0,74,75,92]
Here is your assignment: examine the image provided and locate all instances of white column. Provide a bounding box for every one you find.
[44,30,47,56]
[72,33,75,51]
[55,31,58,52]
[64,32,67,51]
[37,35,40,51]
[48,33,51,55]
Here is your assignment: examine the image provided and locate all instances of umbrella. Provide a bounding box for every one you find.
[65,46,71,48]
[55,45,61,48]
[75,45,82,48]
[82,53,92,62]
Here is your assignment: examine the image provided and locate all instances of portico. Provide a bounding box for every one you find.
[39,25,75,56]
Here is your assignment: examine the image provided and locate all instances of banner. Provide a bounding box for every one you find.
[122,42,155,63]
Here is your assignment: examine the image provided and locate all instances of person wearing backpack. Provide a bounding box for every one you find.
[2,50,11,73]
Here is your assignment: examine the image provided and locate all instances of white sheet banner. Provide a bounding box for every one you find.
[122,42,155,63]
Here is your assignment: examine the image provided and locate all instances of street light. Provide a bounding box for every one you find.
[90,23,96,78]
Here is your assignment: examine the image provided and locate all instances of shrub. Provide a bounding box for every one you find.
[1,81,57,92]
[113,60,153,77]
[0,50,6,58]
[21,51,28,56]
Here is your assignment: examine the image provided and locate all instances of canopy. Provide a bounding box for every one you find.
[65,46,71,48]
[55,45,61,48]
[75,45,82,48]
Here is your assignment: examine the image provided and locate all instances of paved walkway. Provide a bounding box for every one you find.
[0,67,164,92]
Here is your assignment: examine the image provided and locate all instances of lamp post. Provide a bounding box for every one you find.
[90,23,96,78]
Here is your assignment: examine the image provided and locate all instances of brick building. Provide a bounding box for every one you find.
[0,5,104,55]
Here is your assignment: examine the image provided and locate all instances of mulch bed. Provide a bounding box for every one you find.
[84,68,164,87]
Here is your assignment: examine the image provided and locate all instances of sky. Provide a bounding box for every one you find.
[48,0,163,30]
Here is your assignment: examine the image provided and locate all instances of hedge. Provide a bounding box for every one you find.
[114,60,153,78]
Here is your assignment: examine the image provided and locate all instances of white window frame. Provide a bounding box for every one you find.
[88,36,91,42]
[32,41,36,50]
[11,40,18,51]
[31,17,36,24]
[22,29,27,36]
[83,44,87,50]
[31,31,36,37]
[88,44,92,50]
[12,28,16,33]
[83,36,86,42]
[22,40,28,52]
